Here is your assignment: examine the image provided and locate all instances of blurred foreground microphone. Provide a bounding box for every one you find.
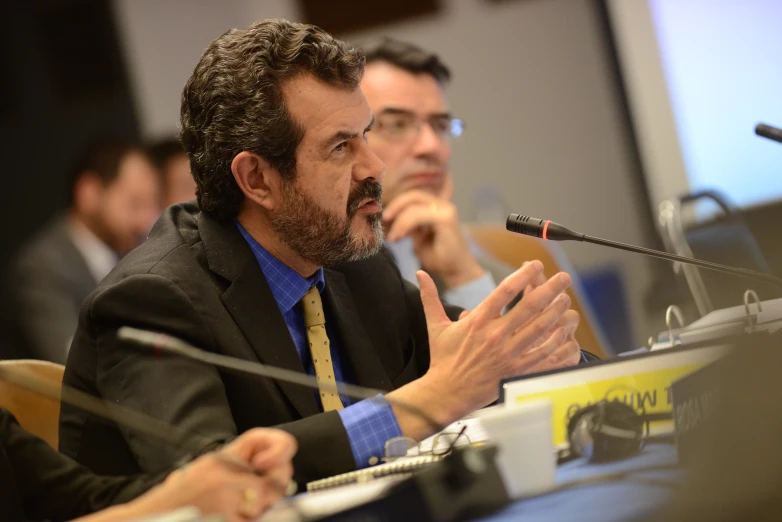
[116,327,437,427]
[506,214,782,287]
[117,327,509,521]
[0,362,219,458]
[755,123,782,144]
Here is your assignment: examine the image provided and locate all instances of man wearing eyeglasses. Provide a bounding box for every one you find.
[360,38,512,310]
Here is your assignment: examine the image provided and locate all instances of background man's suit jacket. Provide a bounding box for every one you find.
[59,203,462,484]
[2,216,98,362]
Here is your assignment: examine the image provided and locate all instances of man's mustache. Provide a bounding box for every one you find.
[348,180,383,215]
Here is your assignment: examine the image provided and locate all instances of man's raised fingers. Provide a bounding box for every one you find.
[417,270,450,328]
[474,261,544,318]
[515,326,569,374]
[510,293,571,349]
[502,272,571,331]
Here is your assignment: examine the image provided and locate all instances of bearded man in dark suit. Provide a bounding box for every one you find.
[59,19,582,484]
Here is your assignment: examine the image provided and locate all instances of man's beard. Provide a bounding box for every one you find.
[271,179,384,266]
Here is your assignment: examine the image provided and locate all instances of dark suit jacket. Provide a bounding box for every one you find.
[2,215,98,362]
[0,409,158,522]
[60,203,462,484]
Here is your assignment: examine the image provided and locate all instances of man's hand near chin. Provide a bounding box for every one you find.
[383,176,486,290]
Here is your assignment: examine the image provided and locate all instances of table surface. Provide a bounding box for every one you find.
[476,443,683,522]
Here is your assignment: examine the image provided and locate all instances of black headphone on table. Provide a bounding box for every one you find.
[563,398,673,464]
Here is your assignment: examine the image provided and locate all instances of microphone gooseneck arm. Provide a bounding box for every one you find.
[117,327,447,434]
[583,235,782,287]
[117,327,386,401]
[0,365,211,454]
[506,213,782,288]
[756,123,782,144]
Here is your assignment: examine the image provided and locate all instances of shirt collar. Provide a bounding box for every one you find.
[67,218,119,283]
[235,221,325,314]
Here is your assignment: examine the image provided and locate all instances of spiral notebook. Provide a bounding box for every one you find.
[262,476,407,521]
[306,408,494,491]
[306,454,443,491]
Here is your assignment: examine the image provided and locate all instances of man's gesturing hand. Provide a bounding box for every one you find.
[388,261,574,442]
[520,263,582,372]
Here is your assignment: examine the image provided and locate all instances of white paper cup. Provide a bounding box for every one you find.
[477,399,555,498]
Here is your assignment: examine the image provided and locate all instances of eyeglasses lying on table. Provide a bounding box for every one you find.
[383,427,472,463]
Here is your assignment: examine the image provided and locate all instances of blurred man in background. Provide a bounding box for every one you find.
[148,138,197,208]
[3,141,160,363]
[360,38,515,311]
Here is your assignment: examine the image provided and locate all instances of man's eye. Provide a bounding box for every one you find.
[334,142,347,152]
[431,118,450,135]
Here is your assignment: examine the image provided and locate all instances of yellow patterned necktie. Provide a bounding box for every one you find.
[301,286,344,412]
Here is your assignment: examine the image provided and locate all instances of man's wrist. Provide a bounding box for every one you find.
[387,373,469,441]
[339,396,402,468]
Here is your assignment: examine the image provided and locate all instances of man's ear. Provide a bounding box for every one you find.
[72,171,104,214]
[231,151,282,211]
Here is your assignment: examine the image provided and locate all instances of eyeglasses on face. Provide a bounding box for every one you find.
[374,112,464,143]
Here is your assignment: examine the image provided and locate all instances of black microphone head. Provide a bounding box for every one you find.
[506,214,583,241]
[506,214,546,238]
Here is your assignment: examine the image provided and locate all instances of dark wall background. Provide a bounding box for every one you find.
[0,0,138,279]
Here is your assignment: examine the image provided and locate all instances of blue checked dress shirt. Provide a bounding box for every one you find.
[236,223,402,468]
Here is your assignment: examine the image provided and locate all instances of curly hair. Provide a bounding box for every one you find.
[180,19,365,221]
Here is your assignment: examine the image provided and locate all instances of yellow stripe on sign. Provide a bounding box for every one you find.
[513,363,706,446]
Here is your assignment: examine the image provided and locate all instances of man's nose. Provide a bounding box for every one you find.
[356,141,386,182]
[411,121,443,157]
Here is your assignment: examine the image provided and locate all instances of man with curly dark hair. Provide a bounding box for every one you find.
[60,19,580,484]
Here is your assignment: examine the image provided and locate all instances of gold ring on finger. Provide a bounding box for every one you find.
[238,488,257,517]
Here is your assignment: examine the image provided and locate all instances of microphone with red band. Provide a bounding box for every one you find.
[506,213,782,288]
[505,215,584,242]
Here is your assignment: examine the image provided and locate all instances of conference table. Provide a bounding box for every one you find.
[263,443,682,521]
[476,443,683,522]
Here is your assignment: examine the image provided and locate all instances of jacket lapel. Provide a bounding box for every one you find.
[197,213,319,418]
[323,268,393,392]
